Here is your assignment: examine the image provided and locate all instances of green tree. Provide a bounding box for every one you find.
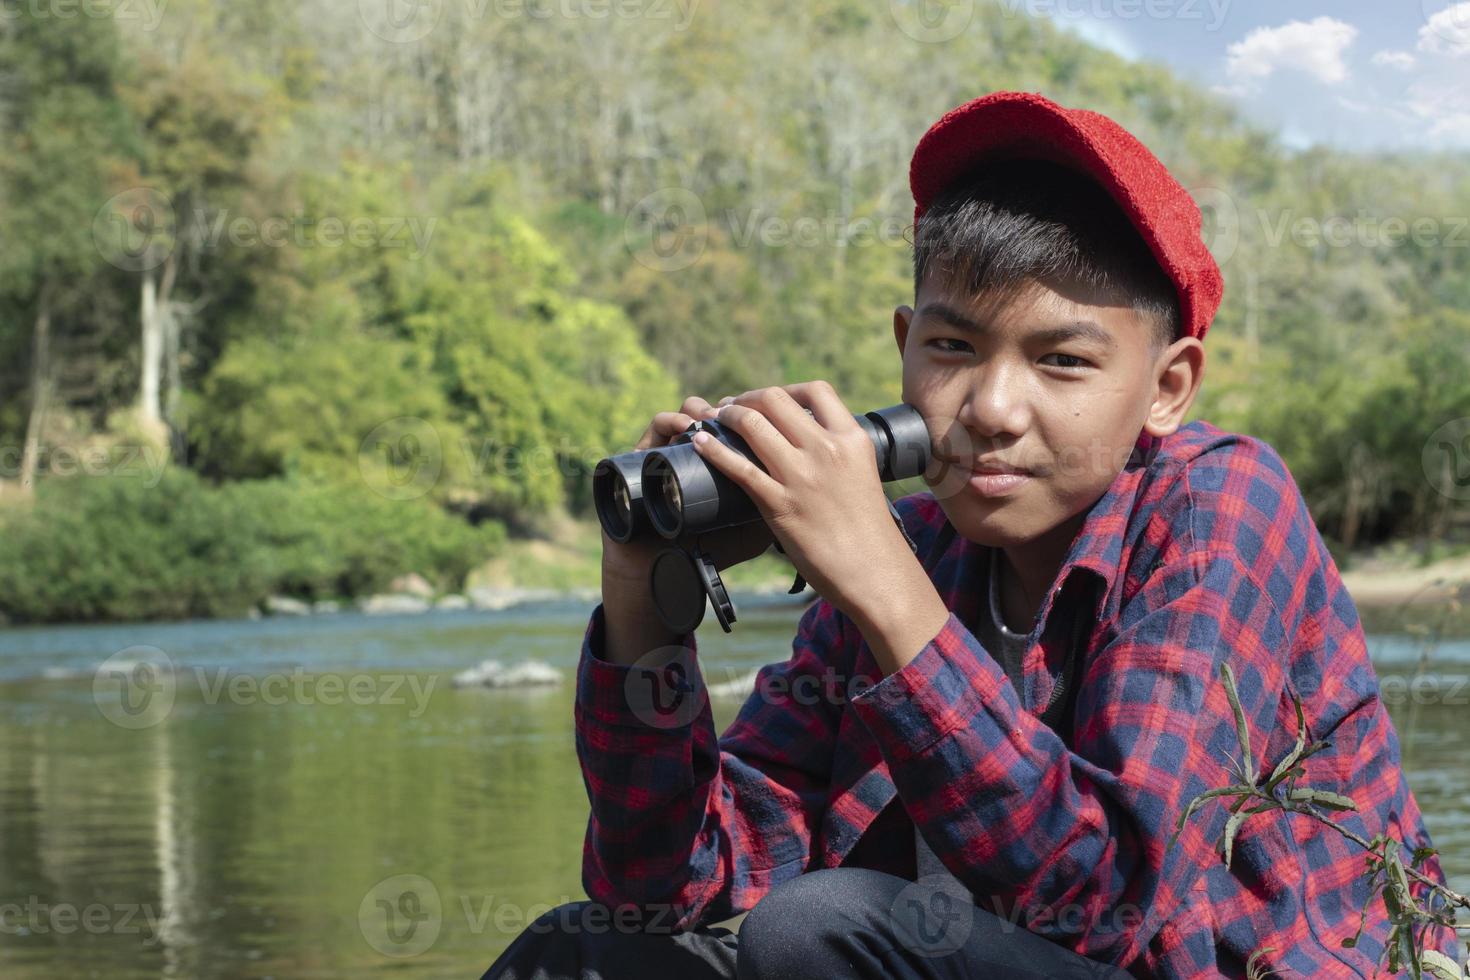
[0,9,137,495]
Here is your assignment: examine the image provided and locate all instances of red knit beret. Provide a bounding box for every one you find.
[910,90,1224,344]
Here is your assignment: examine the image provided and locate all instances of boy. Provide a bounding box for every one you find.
[484,91,1459,978]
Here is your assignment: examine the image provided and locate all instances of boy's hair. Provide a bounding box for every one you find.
[911,157,1181,358]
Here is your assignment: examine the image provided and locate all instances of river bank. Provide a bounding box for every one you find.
[1337,544,1470,609]
[479,513,1470,614]
[4,501,1467,628]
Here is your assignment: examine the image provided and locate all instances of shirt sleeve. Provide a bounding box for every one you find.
[848,547,1290,967]
[574,596,849,928]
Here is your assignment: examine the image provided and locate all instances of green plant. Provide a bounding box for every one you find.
[1170,663,1467,979]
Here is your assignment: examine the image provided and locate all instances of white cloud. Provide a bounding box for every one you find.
[1370,49,1417,71]
[1388,7,1470,145]
[1419,3,1470,57]
[1404,74,1470,142]
[1225,17,1358,89]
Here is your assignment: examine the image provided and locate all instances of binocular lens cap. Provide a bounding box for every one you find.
[651,549,706,634]
[650,547,737,634]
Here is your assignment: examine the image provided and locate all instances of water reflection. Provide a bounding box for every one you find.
[0,597,1465,977]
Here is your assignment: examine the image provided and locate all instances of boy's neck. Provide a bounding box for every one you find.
[997,513,1087,633]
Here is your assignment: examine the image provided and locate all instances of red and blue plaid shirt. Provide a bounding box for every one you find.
[574,418,1460,977]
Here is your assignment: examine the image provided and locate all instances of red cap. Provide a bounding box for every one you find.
[910,90,1223,344]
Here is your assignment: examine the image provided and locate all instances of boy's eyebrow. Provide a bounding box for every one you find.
[917,302,1117,352]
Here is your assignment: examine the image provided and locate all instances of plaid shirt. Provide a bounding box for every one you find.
[575,418,1460,978]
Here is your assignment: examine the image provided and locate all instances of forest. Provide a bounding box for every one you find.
[3,0,1469,622]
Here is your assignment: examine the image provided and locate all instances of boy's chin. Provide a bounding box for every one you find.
[934,496,1036,549]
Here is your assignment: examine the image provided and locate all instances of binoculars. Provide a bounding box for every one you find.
[593,403,932,633]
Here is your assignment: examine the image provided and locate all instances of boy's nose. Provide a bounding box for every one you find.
[961,374,1029,436]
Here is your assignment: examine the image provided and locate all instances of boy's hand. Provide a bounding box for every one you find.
[692,381,925,626]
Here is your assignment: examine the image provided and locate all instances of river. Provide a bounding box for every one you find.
[0,597,1466,977]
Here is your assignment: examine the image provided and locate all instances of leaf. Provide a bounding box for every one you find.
[1221,662,1256,783]
[1387,845,1417,914]
[1289,788,1358,812]
[1224,809,1247,869]
[1385,882,1403,919]
[1175,787,1249,832]
[1422,950,1465,980]
[1246,945,1279,980]
[1267,766,1305,794]
[1169,786,1251,852]
[1267,694,1309,789]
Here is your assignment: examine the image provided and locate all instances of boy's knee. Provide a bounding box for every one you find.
[738,869,901,979]
[746,868,888,927]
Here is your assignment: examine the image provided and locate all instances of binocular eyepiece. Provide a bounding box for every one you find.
[590,402,932,635]
[593,403,932,544]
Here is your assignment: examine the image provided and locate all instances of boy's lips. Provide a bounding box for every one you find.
[944,457,1035,476]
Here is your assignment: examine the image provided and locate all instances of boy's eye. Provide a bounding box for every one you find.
[927,340,1091,371]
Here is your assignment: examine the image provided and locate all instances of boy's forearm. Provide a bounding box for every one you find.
[600,557,685,667]
[602,599,684,667]
[848,562,951,678]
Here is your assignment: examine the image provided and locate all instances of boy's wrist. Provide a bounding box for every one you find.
[600,562,687,667]
[848,564,951,678]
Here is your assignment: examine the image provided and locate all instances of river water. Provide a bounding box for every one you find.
[0,597,1466,977]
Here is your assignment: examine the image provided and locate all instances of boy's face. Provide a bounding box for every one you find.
[893,271,1198,555]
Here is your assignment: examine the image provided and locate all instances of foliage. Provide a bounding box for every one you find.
[190,164,678,529]
[0,469,504,623]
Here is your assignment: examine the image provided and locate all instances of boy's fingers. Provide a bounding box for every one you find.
[723,387,820,452]
[680,395,718,419]
[635,411,695,451]
[692,425,782,509]
[783,381,858,434]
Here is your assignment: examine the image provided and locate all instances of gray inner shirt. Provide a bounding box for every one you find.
[913,546,1030,894]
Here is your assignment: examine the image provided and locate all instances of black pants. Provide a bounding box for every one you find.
[481,868,1136,979]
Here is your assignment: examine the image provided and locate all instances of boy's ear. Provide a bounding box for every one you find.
[894,304,915,356]
[1143,338,1206,439]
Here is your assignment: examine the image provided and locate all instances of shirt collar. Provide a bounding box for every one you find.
[1029,426,1166,631]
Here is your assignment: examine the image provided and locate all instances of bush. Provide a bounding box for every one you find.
[218,475,507,602]
[0,469,505,623]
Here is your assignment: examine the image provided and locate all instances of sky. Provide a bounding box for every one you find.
[1018,0,1470,153]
